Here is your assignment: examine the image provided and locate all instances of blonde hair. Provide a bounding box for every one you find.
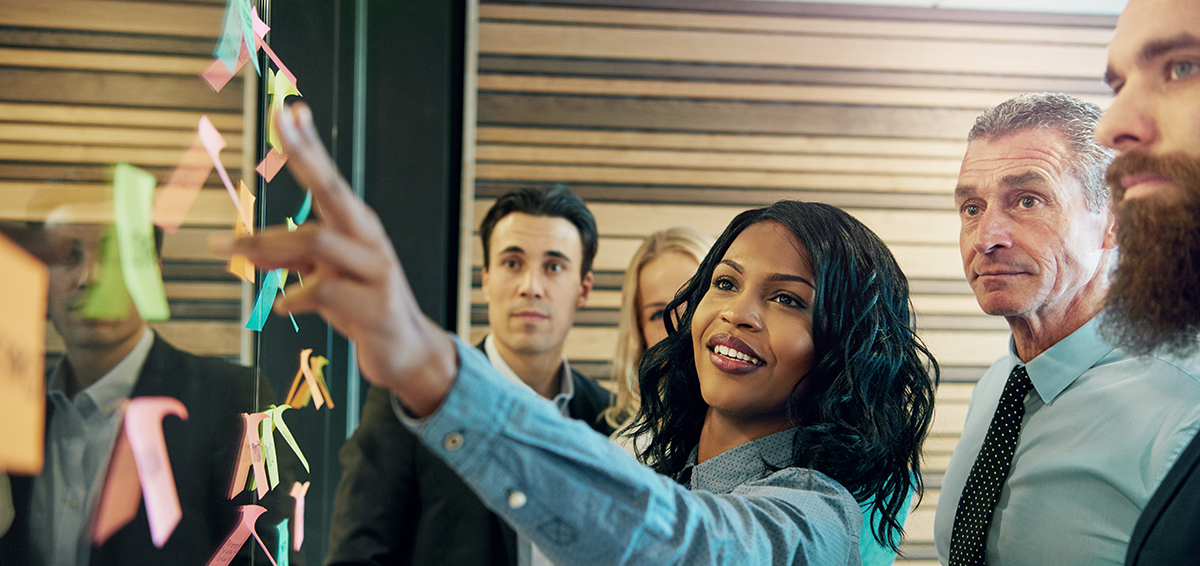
[603,227,715,429]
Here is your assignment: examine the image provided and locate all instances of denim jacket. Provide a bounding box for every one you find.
[394,335,862,566]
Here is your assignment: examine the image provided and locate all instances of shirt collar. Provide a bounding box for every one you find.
[48,328,154,417]
[1010,316,1114,404]
[682,428,798,494]
[483,334,575,413]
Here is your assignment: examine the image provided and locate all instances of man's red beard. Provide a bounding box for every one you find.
[1101,151,1200,357]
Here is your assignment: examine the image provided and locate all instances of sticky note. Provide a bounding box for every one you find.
[113,163,170,321]
[290,482,309,551]
[299,349,328,410]
[226,204,256,284]
[295,191,312,225]
[255,36,298,98]
[251,5,270,39]
[153,137,213,234]
[256,148,287,183]
[239,0,259,76]
[0,232,46,474]
[125,397,188,548]
[311,355,333,409]
[245,269,282,332]
[197,116,248,227]
[276,519,290,566]
[80,225,132,320]
[205,505,278,566]
[267,68,303,152]
[213,0,246,74]
[259,410,279,491]
[228,413,270,499]
[267,406,308,473]
[92,420,140,545]
[276,283,299,332]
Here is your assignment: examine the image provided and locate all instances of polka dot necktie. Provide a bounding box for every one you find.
[948,365,1033,566]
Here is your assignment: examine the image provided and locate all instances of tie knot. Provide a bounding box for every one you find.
[1008,366,1033,396]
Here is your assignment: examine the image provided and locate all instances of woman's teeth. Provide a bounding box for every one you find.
[714,344,763,366]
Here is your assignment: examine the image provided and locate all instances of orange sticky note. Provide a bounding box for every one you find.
[125,397,188,548]
[92,416,140,545]
[255,149,287,183]
[0,232,47,474]
[153,137,214,234]
[298,349,334,410]
[290,481,309,551]
[228,413,270,499]
[205,505,279,566]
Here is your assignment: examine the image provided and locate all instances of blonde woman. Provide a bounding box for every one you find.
[604,227,714,436]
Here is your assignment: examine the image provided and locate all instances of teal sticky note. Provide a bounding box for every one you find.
[80,225,131,320]
[246,269,281,331]
[276,519,290,566]
[239,0,260,75]
[295,191,312,225]
[214,0,244,73]
[113,163,169,321]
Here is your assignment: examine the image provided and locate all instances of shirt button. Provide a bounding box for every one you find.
[444,432,464,451]
[507,490,527,509]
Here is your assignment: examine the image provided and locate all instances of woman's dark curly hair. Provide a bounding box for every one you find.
[627,200,939,552]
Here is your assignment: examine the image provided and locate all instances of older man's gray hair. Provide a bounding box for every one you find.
[969,92,1115,212]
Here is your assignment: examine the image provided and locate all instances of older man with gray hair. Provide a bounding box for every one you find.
[933,92,1200,566]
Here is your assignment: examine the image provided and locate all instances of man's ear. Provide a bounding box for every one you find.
[1102,206,1118,250]
[480,265,492,302]
[576,271,594,309]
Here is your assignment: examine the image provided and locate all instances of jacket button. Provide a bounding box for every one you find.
[444,432,464,451]
[507,490,527,509]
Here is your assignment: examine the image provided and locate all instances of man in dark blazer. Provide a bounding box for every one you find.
[1093,0,1200,563]
[0,221,287,566]
[326,185,614,566]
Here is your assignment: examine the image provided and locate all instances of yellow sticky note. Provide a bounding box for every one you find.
[226,180,256,283]
[113,163,169,321]
[0,232,47,474]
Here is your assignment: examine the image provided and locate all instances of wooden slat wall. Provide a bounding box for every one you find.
[467,3,1116,561]
[0,0,248,362]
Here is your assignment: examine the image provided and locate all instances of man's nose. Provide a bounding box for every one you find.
[970,207,1014,254]
[518,268,544,299]
[1095,88,1158,153]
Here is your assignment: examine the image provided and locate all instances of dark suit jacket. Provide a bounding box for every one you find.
[0,333,283,566]
[325,344,614,566]
[1125,430,1200,565]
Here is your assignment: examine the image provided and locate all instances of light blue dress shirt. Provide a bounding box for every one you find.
[934,316,1200,566]
[395,335,863,566]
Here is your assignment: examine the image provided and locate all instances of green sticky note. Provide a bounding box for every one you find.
[80,225,131,320]
[260,411,280,490]
[269,405,309,473]
[113,163,169,321]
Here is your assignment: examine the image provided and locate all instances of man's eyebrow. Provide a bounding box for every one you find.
[498,245,525,255]
[1139,33,1200,64]
[1000,171,1048,188]
[954,185,975,200]
[544,250,570,262]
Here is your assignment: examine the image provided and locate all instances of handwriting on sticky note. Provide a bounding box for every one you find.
[0,232,46,474]
[291,482,309,551]
[228,413,270,499]
[125,397,188,548]
[93,419,140,545]
[153,137,213,234]
[259,410,279,491]
[80,225,132,320]
[113,163,170,321]
[205,505,278,566]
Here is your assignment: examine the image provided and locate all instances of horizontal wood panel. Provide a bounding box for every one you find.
[2,0,224,37]
[478,93,982,139]
[477,74,1109,111]
[480,4,1114,45]
[0,68,243,111]
[477,127,968,158]
[476,164,956,193]
[476,144,965,176]
[0,47,212,76]
[0,123,243,151]
[479,21,1107,78]
[0,142,240,169]
[47,320,241,357]
[0,183,240,227]
[0,102,242,130]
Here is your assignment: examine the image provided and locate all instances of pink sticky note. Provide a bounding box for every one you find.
[197,116,248,226]
[125,397,188,548]
[255,149,287,183]
[92,420,141,545]
[290,481,309,551]
[254,35,299,96]
[251,6,271,40]
[201,42,252,93]
[205,505,279,566]
[228,413,270,499]
[153,138,213,234]
[298,349,324,410]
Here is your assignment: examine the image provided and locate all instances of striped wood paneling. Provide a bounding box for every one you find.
[468,2,1115,558]
[1,0,249,362]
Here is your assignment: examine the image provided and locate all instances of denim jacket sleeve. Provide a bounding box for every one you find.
[394,335,862,566]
